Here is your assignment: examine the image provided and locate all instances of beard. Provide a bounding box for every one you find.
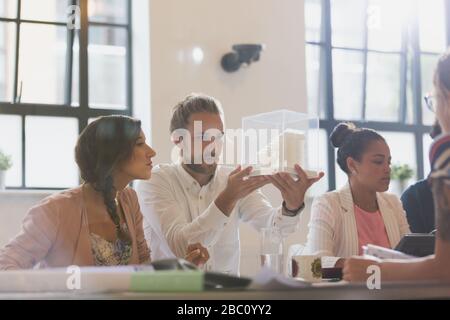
[183,148,219,176]
[184,163,217,176]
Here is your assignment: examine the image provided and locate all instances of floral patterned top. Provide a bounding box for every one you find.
[90,223,133,266]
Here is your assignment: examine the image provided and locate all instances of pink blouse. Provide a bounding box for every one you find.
[354,205,391,255]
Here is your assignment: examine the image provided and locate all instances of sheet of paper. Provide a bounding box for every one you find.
[362,244,415,260]
[0,266,154,293]
[0,266,205,293]
[248,267,312,290]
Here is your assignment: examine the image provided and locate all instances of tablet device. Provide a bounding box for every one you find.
[394,233,435,257]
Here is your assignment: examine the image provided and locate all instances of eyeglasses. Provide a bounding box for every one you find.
[424,93,437,113]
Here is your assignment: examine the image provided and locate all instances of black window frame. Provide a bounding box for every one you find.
[0,0,133,190]
[306,0,450,191]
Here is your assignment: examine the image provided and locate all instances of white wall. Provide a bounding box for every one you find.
[132,0,152,140]
[149,0,307,164]
[148,0,308,276]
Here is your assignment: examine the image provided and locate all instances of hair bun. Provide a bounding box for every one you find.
[330,122,356,148]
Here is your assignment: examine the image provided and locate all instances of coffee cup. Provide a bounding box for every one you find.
[292,255,322,282]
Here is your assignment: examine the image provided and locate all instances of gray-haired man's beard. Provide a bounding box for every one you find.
[184,163,217,175]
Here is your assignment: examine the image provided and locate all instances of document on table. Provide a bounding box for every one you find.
[0,265,203,293]
[362,244,415,260]
[0,266,148,293]
[248,267,312,290]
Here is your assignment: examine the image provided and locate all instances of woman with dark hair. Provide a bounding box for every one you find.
[303,122,410,265]
[344,50,450,283]
[0,115,208,269]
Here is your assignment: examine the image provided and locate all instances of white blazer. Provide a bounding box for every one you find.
[303,183,411,258]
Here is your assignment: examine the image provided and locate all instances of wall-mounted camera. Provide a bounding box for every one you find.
[221,44,264,73]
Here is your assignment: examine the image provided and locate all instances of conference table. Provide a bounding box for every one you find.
[1,281,449,300]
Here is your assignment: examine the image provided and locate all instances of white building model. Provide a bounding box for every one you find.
[242,110,319,178]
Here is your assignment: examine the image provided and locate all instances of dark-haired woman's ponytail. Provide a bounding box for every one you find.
[99,175,132,245]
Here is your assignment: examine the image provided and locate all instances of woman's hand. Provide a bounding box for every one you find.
[343,256,381,282]
[334,258,346,269]
[184,243,210,267]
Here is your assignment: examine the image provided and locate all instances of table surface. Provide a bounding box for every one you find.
[1,281,449,300]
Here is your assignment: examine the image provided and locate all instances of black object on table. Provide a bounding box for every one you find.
[322,267,343,281]
[150,258,252,290]
[394,233,435,257]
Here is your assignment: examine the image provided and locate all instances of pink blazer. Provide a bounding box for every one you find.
[0,187,150,270]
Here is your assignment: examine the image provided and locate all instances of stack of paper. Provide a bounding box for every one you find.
[0,266,203,293]
[362,244,415,260]
[249,267,311,291]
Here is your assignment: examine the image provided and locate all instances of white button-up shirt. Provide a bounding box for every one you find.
[136,163,301,275]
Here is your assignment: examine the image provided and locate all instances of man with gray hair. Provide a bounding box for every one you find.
[137,93,323,275]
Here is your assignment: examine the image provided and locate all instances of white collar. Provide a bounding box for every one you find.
[175,163,219,189]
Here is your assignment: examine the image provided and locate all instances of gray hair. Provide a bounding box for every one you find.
[170,93,224,133]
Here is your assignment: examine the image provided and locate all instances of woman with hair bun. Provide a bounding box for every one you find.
[343,50,450,283]
[303,122,410,266]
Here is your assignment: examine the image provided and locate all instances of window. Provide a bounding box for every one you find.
[305,0,450,191]
[0,0,132,189]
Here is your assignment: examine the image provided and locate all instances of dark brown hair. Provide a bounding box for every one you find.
[330,122,386,174]
[430,120,442,139]
[75,115,141,241]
